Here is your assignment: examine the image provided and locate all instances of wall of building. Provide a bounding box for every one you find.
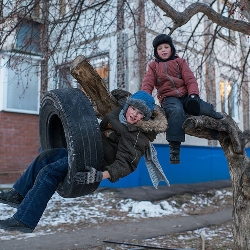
[0,112,40,184]
[100,144,231,188]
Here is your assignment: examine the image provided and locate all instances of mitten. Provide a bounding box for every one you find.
[74,166,103,184]
[185,94,200,116]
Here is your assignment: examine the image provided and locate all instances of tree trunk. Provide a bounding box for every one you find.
[40,0,49,98]
[70,55,117,119]
[183,115,250,249]
[70,54,250,249]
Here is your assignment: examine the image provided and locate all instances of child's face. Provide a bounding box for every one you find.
[126,106,144,124]
[157,43,172,60]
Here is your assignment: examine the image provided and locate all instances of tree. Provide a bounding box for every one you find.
[0,0,250,248]
[151,1,250,249]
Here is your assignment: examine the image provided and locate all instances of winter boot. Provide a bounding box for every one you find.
[0,217,33,233]
[0,188,24,208]
[169,141,181,164]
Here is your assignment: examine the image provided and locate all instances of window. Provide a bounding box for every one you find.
[56,64,78,89]
[2,55,40,114]
[16,19,41,55]
[220,80,239,121]
[90,55,109,89]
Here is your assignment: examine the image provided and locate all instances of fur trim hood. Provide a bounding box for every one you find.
[102,89,168,134]
[134,105,168,134]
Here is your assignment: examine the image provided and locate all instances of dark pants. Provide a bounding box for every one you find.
[13,148,68,229]
[162,95,220,142]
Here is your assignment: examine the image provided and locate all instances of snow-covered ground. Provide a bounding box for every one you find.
[0,188,233,249]
[0,190,232,236]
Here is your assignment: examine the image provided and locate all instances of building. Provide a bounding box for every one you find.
[0,0,249,186]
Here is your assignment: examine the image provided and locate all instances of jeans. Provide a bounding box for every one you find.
[162,95,222,142]
[13,148,68,229]
[162,96,187,142]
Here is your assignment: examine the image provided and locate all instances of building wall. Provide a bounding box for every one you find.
[0,112,40,184]
[100,144,231,188]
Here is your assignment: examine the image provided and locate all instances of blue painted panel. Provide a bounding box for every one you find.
[99,144,231,188]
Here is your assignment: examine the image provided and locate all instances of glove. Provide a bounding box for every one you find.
[184,94,200,116]
[74,166,103,184]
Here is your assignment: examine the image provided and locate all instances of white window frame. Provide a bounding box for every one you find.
[0,52,41,114]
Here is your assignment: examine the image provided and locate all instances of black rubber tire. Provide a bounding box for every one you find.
[39,88,103,198]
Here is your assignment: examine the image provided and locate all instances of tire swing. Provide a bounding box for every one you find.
[39,88,104,198]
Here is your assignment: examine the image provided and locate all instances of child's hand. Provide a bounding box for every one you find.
[185,94,200,116]
[104,129,114,138]
[74,166,103,184]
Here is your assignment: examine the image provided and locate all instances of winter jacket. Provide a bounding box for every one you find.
[141,56,199,104]
[100,106,167,183]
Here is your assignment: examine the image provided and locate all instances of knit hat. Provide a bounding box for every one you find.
[152,34,176,62]
[123,91,155,121]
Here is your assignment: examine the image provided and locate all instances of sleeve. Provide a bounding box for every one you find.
[100,108,120,132]
[141,62,157,94]
[100,114,110,132]
[180,59,199,96]
[105,132,146,183]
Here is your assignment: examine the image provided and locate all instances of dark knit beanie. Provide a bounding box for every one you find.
[123,91,155,121]
[152,34,176,62]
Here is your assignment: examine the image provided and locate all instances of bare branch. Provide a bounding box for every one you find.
[152,0,250,35]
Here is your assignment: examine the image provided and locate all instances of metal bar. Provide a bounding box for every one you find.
[103,240,196,250]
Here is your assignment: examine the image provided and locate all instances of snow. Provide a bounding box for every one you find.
[0,188,233,243]
[118,199,181,218]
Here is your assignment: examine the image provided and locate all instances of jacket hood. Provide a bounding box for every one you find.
[100,89,168,134]
[153,34,176,62]
[134,105,168,133]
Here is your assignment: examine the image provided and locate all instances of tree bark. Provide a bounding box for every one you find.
[70,55,117,119]
[40,0,49,99]
[183,115,250,249]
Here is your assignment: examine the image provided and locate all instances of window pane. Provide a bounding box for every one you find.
[57,65,77,88]
[7,60,39,112]
[16,19,41,54]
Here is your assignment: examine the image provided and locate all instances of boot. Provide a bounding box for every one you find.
[169,141,181,164]
[0,217,33,233]
[0,188,24,208]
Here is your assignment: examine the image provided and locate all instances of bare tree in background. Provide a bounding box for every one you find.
[1,0,250,248]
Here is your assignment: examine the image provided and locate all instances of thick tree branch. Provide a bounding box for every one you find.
[152,0,250,35]
[183,114,244,154]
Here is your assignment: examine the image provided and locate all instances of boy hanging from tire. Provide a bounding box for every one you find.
[0,90,168,233]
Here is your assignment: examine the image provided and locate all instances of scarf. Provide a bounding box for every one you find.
[119,110,170,189]
[119,109,127,125]
[145,142,170,189]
